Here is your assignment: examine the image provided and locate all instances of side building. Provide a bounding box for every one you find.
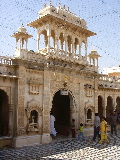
[0,3,120,148]
[103,65,120,78]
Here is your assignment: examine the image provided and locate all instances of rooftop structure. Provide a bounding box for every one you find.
[103,65,120,77]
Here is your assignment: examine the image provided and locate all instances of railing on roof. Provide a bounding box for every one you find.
[99,74,120,83]
[0,56,12,65]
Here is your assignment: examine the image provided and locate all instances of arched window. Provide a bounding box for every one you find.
[29,110,38,130]
[30,110,38,124]
[87,109,92,119]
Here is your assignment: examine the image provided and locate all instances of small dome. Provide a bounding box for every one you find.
[18,25,27,33]
[90,50,98,55]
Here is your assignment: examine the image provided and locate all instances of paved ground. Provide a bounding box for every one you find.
[0,131,120,160]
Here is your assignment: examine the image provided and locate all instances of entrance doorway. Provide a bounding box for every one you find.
[51,90,70,136]
[0,89,9,136]
[98,96,103,120]
[116,97,120,113]
[106,96,113,124]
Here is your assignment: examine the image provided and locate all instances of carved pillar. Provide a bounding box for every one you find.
[105,99,107,117]
[91,110,94,124]
[64,35,67,54]
[79,43,82,56]
[38,115,42,134]
[102,98,105,117]
[72,38,75,57]
[25,39,27,50]
[42,69,51,143]
[20,37,22,49]
[85,42,87,60]
[47,28,51,53]
[37,32,40,51]
[17,66,26,136]
[9,105,13,136]
[85,109,87,125]
[16,38,18,49]
[55,34,59,54]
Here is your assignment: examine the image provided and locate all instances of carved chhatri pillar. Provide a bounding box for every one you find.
[71,38,75,56]
[85,42,88,59]
[37,31,40,51]
[55,34,59,53]
[64,35,67,54]
[47,27,51,53]
[79,44,82,56]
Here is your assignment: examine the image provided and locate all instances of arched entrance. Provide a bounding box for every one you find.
[0,89,9,136]
[106,96,113,123]
[51,90,71,136]
[98,95,103,120]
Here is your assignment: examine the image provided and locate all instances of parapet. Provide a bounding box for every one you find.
[37,4,87,29]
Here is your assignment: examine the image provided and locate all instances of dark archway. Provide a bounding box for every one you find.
[116,97,120,113]
[98,96,103,120]
[51,90,70,136]
[0,89,9,136]
[106,96,113,124]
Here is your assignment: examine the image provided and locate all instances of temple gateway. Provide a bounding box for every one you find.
[0,3,120,148]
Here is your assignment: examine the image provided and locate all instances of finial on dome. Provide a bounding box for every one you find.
[18,25,27,33]
[50,0,52,5]
[44,3,46,7]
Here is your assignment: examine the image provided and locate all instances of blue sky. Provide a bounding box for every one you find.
[0,0,120,73]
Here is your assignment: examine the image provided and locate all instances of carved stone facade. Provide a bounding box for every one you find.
[0,3,120,148]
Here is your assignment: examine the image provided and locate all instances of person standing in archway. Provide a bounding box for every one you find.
[71,119,76,138]
[50,111,57,139]
[110,110,117,135]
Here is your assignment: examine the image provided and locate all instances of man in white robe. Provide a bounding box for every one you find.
[50,113,57,137]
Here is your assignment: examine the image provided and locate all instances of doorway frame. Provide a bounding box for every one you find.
[50,88,77,134]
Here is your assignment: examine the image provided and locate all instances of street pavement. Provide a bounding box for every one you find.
[0,131,120,160]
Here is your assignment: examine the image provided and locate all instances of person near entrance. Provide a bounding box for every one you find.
[110,110,117,135]
[93,113,100,141]
[71,119,76,138]
[99,117,109,144]
[50,111,57,138]
[78,123,85,141]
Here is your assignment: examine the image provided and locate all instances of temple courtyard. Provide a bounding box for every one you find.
[0,131,120,160]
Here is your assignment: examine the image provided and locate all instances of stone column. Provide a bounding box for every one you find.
[72,38,75,57]
[13,66,26,148]
[20,37,22,49]
[38,114,42,134]
[94,77,98,113]
[79,44,82,56]
[85,42,87,60]
[64,35,67,54]
[16,38,18,49]
[37,32,40,51]
[47,28,51,53]
[9,105,13,136]
[17,66,26,136]
[42,69,52,143]
[104,98,107,117]
[55,35,59,54]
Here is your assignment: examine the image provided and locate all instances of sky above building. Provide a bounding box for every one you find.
[0,0,120,73]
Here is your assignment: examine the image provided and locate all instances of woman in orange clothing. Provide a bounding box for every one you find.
[99,117,109,144]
